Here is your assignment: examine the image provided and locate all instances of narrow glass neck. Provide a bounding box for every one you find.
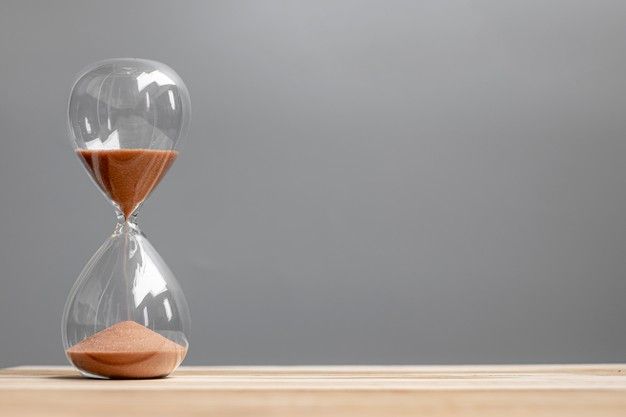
[116,209,139,226]
[113,217,141,235]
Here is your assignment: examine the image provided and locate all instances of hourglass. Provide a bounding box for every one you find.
[62,59,191,379]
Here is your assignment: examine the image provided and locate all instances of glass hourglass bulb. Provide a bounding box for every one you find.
[62,58,191,379]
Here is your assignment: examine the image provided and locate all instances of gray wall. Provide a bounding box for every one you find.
[1,0,626,366]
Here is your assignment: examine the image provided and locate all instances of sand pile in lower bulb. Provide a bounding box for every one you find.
[66,320,187,379]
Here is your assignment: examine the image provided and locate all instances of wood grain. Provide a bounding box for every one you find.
[1,365,626,416]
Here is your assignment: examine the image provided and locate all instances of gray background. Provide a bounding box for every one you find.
[1,0,626,367]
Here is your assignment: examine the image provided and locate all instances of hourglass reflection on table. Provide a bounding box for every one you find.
[62,59,191,379]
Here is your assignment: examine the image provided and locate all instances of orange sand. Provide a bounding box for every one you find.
[66,321,187,379]
[76,149,177,219]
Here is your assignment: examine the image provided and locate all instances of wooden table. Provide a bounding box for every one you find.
[1,365,626,416]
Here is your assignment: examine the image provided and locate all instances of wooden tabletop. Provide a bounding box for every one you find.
[2,365,626,416]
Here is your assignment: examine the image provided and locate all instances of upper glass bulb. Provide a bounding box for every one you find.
[68,58,190,151]
[68,58,191,219]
